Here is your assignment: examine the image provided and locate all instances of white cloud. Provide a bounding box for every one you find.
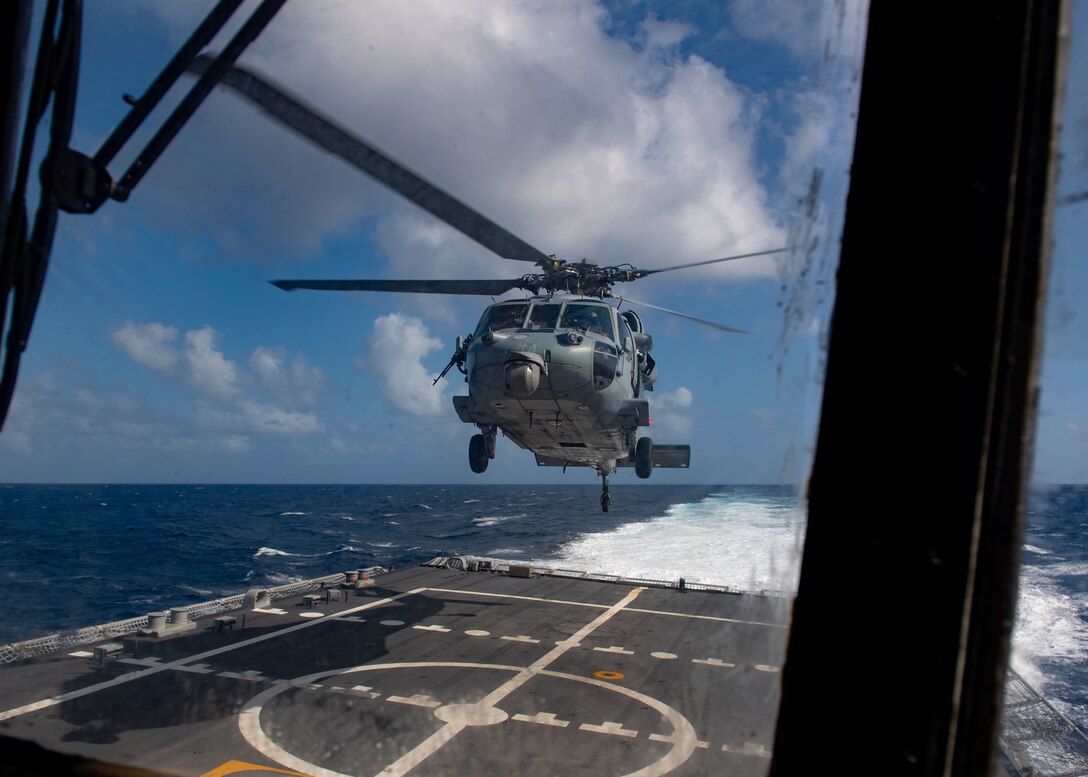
[730,0,824,60]
[641,17,696,50]
[649,385,694,438]
[109,319,330,443]
[114,322,327,408]
[142,1,786,281]
[183,326,242,399]
[193,398,325,437]
[249,346,282,385]
[364,313,449,416]
[662,386,693,408]
[249,345,325,406]
[240,400,325,435]
[111,321,179,372]
[218,435,251,453]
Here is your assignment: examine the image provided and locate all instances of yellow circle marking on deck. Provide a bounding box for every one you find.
[200,759,312,777]
[593,670,624,680]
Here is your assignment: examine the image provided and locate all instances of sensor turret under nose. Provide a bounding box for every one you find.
[504,352,546,396]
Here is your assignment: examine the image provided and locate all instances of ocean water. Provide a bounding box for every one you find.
[0,482,1083,737]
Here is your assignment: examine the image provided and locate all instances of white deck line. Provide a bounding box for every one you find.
[425,586,784,627]
[377,587,649,777]
[0,588,426,723]
[425,586,611,610]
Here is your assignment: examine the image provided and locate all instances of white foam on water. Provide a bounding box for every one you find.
[279,511,307,516]
[253,546,294,558]
[326,545,364,554]
[536,494,806,594]
[261,571,303,586]
[473,514,525,527]
[1011,557,1088,694]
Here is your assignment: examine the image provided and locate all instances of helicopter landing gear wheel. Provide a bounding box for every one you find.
[469,434,489,473]
[600,473,610,512]
[635,437,654,479]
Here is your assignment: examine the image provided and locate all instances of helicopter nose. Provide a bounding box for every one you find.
[504,352,545,396]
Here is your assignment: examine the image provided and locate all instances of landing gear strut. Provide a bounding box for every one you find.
[600,472,610,512]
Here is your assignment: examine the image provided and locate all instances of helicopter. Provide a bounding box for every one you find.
[197,57,786,511]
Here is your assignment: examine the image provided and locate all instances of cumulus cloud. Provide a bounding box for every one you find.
[112,321,179,372]
[240,400,325,436]
[140,1,786,280]
[649,386,695,438]
[249,345,325,406]
[183,327,242,400]
[194,399,325,438]
[364,313,449,416]
[110,320,328,443]
[113,322,328,407]
[730,0,824,59]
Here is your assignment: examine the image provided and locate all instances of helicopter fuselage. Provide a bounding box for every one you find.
[451,294,688,491]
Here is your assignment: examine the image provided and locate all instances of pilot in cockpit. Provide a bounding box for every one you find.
[561,304,613,339]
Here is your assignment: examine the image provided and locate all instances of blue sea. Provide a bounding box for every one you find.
[0,482,1084,738]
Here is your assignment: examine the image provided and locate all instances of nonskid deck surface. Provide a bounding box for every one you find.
[0,565,791,777]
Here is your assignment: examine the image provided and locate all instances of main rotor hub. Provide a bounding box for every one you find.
[517,259,635,298]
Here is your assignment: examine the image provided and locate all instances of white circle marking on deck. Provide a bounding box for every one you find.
[298,612,324,619]
[651,652,678,660]
[238,661,698,777]
[379,619,405,626]
[464,629,490,637]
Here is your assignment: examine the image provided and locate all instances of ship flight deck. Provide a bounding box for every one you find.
[0,561,790,777]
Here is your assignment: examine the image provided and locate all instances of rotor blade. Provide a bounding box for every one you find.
[272,278,523,296]
[617,296,751,334]
[189,55,554,266]
[635,247,791,277]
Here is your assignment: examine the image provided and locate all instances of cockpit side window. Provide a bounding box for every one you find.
[527,303,562,329]
[473,303,528,337]
[560,303,615,340]
[618,317,631,354]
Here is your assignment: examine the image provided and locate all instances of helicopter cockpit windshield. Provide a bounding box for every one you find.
[560,303,615,340]
[473,303,528,338]
[526,302,562,329]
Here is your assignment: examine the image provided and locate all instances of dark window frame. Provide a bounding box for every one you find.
[770,2,1066,774]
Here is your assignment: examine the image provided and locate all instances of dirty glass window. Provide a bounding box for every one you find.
[0,2,874,776]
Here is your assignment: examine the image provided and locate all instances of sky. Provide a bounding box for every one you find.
[0,0,1084,485]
